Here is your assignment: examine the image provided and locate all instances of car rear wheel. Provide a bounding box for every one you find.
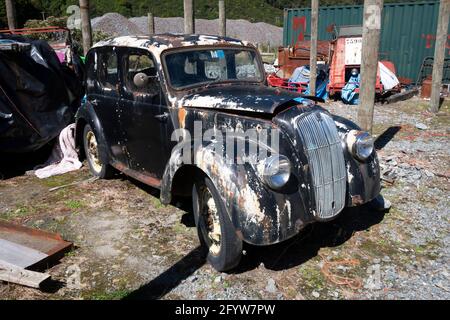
[83,124,114,179]
[192,175,242,272]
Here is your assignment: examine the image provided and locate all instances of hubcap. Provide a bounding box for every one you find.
[199,186,222,255]
[86,131,102,173]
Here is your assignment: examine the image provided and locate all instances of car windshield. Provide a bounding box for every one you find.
[164,48,263,89]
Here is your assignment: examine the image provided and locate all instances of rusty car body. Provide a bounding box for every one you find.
[75,34,381,271]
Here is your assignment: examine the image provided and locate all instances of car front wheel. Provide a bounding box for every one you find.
[192,175,242,272]
[83,124,114,179]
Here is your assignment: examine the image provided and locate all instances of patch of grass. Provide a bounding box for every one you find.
[88,289,131,300]
[0,205,37,220]
[172,222,187,234]
[65,200,84,210]
[40,174,78,189]
[298,264,326,291]
[413,239,441,259]
[359,238,398,258]
[150,197,164,209]
[64,250,77,258]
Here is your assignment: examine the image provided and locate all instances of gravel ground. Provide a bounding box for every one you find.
[92,13,283,46]
[0,97,448,300]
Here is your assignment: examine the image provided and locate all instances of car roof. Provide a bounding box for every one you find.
[92,33,253,54]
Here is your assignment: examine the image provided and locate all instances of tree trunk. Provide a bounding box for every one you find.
[184,0,195,34]
[430,0,450,113]
[5,0,17,30]
[219,0,226,37]
[309,0,319,96]
[79,0,93,56]
[357,0,384,134]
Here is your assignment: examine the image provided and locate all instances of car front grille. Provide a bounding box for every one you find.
[296,111,347,220]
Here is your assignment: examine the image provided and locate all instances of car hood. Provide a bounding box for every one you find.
[179,84,311,115]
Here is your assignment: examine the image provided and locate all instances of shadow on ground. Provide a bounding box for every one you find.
[235,205,386,273]
[123,246,207,300]
[375,126,401,150]
[0,144,53,179]
[124,192,386,299]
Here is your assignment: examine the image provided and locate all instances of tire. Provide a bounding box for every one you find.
[83,124,114,179]
[192,175,242,272]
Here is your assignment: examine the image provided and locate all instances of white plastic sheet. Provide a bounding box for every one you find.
[379,62,400,90]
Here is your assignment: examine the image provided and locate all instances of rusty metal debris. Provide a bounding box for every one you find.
[319,254,362,290]
[0,221,73,269]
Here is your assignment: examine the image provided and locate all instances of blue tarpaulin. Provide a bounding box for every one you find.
[341,75,360,105]
[288,65,329,100]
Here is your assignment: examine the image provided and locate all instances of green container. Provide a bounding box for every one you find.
[283,1,448,82]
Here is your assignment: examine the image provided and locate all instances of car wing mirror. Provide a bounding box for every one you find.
[133,72,160,88]
[134,72,149,88]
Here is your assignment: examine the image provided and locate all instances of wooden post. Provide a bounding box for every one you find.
[79,0,93,56]
[184,0,195,34]
[219,0,226,37]
[148,12,155,35]
[309,0,319,96]
[430,0,450,113]
[357,0,383,134]
[5,0,17,30]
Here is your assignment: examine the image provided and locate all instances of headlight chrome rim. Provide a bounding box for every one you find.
[346,130,374,161]
[258,154,292,190]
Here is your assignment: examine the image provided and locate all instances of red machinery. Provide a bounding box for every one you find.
[327,25,384,96]
[267,41,330,93]
[267,74,308,93]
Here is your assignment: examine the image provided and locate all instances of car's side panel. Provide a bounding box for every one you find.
[117,48,171,179]
[85,47,128,166]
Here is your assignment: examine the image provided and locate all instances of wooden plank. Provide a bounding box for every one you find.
[0,239,48,268]
[0,259,50,289]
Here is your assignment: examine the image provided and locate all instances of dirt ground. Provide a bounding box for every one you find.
[0,97,449,300]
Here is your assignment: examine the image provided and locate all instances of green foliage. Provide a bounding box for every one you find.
[0,0,41,28]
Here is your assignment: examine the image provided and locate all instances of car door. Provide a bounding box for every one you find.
[118,48,170,179]
[86,47,128,166]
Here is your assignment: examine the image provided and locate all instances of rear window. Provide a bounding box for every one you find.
[98,50,118,90]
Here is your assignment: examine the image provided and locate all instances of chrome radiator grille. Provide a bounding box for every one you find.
[297,112,347,219]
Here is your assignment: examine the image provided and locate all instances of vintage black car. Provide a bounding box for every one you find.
[75,34,381,271]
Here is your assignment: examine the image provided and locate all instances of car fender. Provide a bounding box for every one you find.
[332,115,381,206]
[75,102,110,164]
[161,138,312,245]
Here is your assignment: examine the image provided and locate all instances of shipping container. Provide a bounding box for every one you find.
[283,1,449,82]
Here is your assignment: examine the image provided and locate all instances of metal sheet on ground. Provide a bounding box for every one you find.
[0,221,73,268]
[0,239,48,268]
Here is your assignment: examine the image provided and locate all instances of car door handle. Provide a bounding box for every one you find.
[154,112,169,122]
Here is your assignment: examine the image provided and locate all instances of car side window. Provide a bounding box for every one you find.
[98,50,118,90]
[124,53,159,96]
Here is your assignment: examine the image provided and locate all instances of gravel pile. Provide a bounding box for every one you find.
[92,13,144,37]
[92,13,282,46]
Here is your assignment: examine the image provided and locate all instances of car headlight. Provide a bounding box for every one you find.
[346,130,374,161]
[257,155,292,189]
